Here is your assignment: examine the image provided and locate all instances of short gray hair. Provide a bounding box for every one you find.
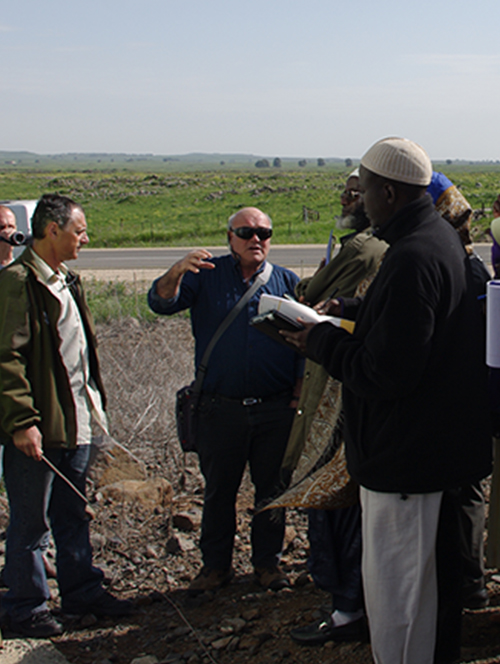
[227,210,273,229]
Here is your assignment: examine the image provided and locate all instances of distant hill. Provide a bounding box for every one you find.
[0,151,499,173]
[0,151,346,172]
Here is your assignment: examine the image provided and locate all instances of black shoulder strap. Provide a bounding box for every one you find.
[193,262,273,392]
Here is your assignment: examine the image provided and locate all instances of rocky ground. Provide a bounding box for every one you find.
[2,317,500,664]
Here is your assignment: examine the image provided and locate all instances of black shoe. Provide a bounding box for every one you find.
[63,591,134,618]
[9,611,63,638]
[463,587,489,610]
[290,616,368,646]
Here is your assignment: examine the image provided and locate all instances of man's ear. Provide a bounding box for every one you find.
[384,182,397,205]
[47,221,59,239]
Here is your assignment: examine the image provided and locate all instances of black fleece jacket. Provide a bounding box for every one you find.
[307,195,492,493]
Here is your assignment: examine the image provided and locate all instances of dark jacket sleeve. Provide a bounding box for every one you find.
[307,258,438,401]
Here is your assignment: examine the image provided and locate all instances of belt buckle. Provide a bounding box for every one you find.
[242,397,260,406]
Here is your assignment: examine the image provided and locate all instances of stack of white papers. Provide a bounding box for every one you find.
[258,294,355,333]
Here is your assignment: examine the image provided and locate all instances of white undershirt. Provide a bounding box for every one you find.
[31,251,108,444]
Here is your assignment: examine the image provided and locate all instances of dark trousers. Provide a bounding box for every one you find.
[307,504,363,613]
[2,443,104,622]
[434,488,463,664]
[197,393,294,570]
[458,481,485,600]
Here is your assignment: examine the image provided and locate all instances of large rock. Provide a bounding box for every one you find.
[99,478,173,509]
[90,438,147,486]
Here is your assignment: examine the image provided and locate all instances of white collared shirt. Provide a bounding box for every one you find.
[31,251,108,444]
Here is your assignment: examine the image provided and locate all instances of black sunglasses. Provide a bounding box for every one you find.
[340,189,362,202]
[230,226,273,241]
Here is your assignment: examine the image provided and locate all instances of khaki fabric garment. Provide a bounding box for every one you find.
[264,233,387,511]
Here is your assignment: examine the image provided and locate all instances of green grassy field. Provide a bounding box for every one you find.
[1,164,499,247]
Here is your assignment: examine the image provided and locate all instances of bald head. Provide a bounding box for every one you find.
[227,207,273,279]
[0,206,17,267]
[228,207,272,229]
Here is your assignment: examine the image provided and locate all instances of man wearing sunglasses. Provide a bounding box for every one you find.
[148,207,303,595]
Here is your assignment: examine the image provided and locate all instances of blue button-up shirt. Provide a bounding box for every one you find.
[148,254,303,399]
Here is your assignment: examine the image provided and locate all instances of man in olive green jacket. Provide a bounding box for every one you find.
[0,194,132,638]
[284,171,387,471]
[288,172,387,646]
[0,247,105,447]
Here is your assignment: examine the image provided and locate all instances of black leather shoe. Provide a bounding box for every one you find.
[290,616,368,646]
[9,611,63,638]
[463,587,489,610]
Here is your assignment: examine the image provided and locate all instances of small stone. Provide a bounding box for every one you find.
[173,512,200,532]
[211,636,233,650]
[239,635,260,650]
[283,526,297,551]
[294,571,312,587]
[219,617,246,634]
[146,545,159,558]
[227,636,240,651]
[158,656,182,664]
[176,534,197,552]
[130,657,159,664]
[241,608,261,621]
[241,592,265,602]
[166,536,181,554]
[91,533,107,549]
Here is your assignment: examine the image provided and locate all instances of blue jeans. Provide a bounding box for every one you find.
[2,443,104,622]
[197,393,294,570]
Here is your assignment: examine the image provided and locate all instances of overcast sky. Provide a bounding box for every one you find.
[1,0,499,160]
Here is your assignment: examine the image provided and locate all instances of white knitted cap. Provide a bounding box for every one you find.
[361,137,432,186]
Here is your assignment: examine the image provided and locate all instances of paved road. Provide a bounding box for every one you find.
[73,243,493,271]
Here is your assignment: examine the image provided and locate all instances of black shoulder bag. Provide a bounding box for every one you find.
[175,262,273,452]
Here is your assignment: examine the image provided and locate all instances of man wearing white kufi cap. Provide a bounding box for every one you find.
[282,137,492,664]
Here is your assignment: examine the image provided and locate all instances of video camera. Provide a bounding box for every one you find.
[0,231,30,246]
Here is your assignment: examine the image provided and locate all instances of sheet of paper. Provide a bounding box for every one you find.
[487,280,500,367]
[258,294,355,333]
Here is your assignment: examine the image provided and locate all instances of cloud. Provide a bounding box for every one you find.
[411,53,500,76]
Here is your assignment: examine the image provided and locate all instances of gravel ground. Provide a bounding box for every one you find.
[2,317,500,664]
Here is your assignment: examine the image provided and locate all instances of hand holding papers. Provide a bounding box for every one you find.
[250,294,354,354]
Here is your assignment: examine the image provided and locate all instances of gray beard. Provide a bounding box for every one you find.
[335,211,370,233]
[335,214,356,230]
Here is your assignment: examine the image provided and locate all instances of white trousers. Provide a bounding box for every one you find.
[360,487,443,664]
